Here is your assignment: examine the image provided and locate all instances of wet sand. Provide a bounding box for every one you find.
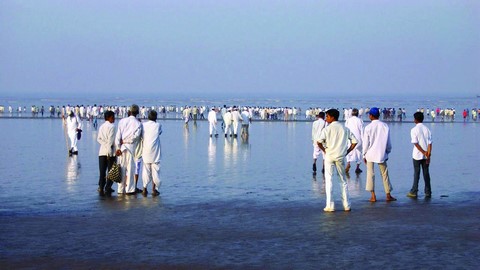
[0,118,479,269]
[1,195,479,269]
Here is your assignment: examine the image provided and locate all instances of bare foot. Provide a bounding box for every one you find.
[369,197,377,202]
[386,194,397,201]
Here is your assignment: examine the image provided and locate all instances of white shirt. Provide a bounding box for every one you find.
[97,121,115,156]
[115,116,142,154]
[312,118,326,142]
[411,123,432,160]
[319,121,357,161]
[231,110,243,123]
[208,110,217,124]
[241,111,250,124]
[223,111,232,123]
[362,119,391,163]
[345,116,364,148]
[142,120,162,163]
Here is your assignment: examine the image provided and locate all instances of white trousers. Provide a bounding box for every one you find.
[117,150,136,194]
[324,159,351,210]
[142,162,161,191]
[232,122,240,135]
[209,122,217,135]
[224,123,232,135]
[68,132,78,151]
[346,148,362,163]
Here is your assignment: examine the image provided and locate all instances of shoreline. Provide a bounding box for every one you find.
[0,115,477,124]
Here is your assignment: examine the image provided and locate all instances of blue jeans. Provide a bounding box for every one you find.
[410,159,431,195]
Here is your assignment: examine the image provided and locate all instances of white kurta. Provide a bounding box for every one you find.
[362,120,391,163]
[345,116,364,163]
[208,110,218,135]
[141,120,162,191]
[66,115,82,152]
[115,116,142,194]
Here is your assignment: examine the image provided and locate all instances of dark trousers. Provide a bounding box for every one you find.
[411,159,431,195]
[99,156,116,190]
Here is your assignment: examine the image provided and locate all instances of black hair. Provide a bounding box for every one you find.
[104,110,115,120]
[148,110,158,121]
[413,112,424,122]
[326,109,339,121]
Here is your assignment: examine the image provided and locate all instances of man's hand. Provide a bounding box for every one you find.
[115,149,122,156]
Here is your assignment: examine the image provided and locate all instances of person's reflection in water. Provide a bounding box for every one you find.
[207,137,217,180]
[312,173,326,198]
[346,171,362,197]
[66,155,81,192]
[183,123,189,150]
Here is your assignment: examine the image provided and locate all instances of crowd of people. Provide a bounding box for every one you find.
[2,103,479,122]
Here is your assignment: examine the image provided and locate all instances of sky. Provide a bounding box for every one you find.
[0,0,479,99]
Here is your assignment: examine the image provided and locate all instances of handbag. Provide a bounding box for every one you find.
[107,162,122,183]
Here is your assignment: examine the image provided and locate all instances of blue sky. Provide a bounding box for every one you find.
[1,0,479,98]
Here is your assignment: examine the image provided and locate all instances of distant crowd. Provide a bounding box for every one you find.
[0,104,479,122]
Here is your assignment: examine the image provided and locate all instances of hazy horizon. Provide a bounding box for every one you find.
[1,1,479,98]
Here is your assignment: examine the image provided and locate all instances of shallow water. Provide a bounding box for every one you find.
[0,118,479,268]
[0,118,478,214]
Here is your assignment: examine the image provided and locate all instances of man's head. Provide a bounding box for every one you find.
[104,110,115,123]
[369,107,380,119]
[130,104,139,116]
[317,112,325,119]
[413,112,424,123]
[352,108,359,117]
[325,109,339,123]
[148,110,158,122]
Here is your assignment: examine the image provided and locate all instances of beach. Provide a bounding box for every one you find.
[0,115,479,269]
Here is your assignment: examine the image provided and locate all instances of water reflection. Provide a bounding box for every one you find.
[66,155,81,192]
[207,137,216,180]
[346,171,362,197]
[312,173,325,198]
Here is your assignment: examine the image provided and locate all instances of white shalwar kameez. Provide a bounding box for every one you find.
[115,116,142,194]
[142,120,162,192]
[345,116,364,164]
[208,109,218,136]
[66,115,82,152]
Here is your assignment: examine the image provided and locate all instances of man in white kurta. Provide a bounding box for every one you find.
[362,107,396,202]
[318,109,357,212]
[141,110,162,196]
[231,107,243,138]
[115,104,142,195]
[207,108,218,137]
[223,109,233,137]
[240,107,251,140]
[66,111,82,155]
[311,112,326,174]
[345,108,364,174]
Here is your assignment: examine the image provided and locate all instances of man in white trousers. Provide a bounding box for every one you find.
[115,104,142,195]
[66,111,82,156]
[231,107,243,138]
[141,110,162,197]
[311,112,326,174]
[208,107,218,137]
[318,109,357,212]
[345,108,364,174]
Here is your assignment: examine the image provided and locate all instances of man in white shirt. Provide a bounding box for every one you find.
[345,108,364,174]
[240,107,251,140]
[115,104,142,195]
[407,112,432,198]
[318,109,357,212]
[231,107,243,138]
[362,107,396,202]
[66,111,82,156]
[97,111,116,196]
[223,109,233,138]
[141,110,162,197]
[208,108,219,137]
[311,112,326,174]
